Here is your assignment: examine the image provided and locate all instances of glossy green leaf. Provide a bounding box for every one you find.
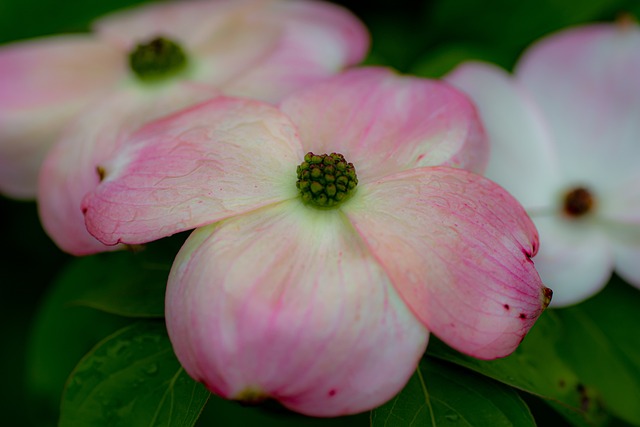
[197,396,368,427]
[371,357,535,427]
[554,278,640,425]
[69,236,186,318]
[60,321,209,427]
[25,257,131,425]
[68,254,167,318]
[427,312,608,426]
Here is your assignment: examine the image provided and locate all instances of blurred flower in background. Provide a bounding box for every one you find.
[447,21,640,306]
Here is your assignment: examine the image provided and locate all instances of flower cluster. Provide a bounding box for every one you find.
[13,0,640,419]
[296,152,358,207]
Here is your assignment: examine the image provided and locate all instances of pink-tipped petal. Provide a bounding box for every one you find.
[446,62,561,211]
[38,83,218,255]
[0,35,123,198]
[516,24,640,191]
[531,216,612,307]
[82,97,303,246]
[345,167,548,359]
[166,200,428,417]
[222,0,369,102]
[279,67,487,182]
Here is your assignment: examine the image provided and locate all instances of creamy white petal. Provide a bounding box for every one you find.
[532,215,613,306]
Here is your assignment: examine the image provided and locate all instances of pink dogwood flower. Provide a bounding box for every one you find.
[447,22,640,306]
[82,68,550,416]
[13,0,368,255]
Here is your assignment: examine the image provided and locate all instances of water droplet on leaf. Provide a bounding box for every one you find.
[144,363,159,375]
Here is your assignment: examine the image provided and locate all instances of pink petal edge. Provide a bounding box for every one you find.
[345,166,550,359]
[82,96,304,246]
[279,67,488,183]
[39,83,218,255]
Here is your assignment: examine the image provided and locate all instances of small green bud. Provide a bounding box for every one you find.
[128,36,188,82]
[296,152,358,208]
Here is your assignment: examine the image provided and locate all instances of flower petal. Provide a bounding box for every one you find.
[38,83,218,255]
[613,242,640,288]
[94,0,282,94]
[531,216,612,306]
[82,97,303,246]
[0,35,123,198]
[221,0,369,102]
[603,188,640,287]
[446,62,561,211]
[516,23,640,192]
[344,167,549,359]
[279,67,488,182]
[166,200,428,417]
[93,0,228,51]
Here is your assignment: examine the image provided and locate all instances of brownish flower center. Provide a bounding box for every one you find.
[563,187,595,217]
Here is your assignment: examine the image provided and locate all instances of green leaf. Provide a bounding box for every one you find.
[371,357,535,427]
[197,396,368,427]
[69,236,186,318]
[68,254,167,318]
[60,321,209,427]
[25,258,131,425]
[0,0,151,43]
[553,277,640,425]
[423,0,628,69]
[427,313,608,426]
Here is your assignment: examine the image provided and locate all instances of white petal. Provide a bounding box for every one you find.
[446,61,561,211]
[613,241,640,288]
[532,215,613,306]
[516,24,640,193]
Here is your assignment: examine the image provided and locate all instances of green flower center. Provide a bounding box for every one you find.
[296,152,358,208]
[563,186,594,217]
[128,36,188,82]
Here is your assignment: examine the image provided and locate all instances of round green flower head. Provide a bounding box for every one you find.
[128,36,188,81]
[296,152,358,208]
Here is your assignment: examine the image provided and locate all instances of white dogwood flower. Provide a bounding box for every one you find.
[447,22,640,306]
